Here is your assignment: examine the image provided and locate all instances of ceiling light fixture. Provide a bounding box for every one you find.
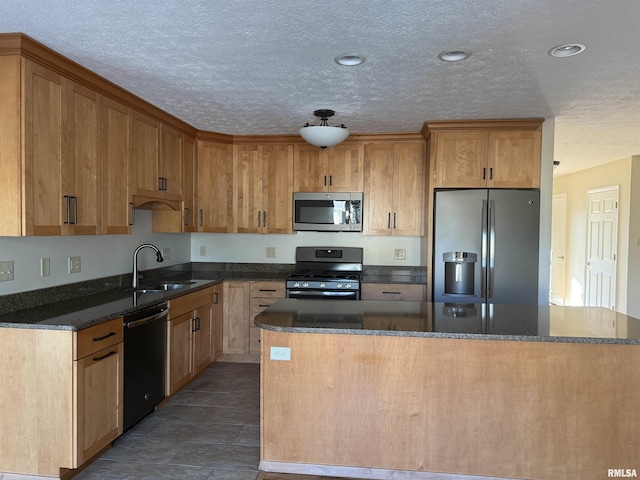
[299,110,349,149]
[548,43,586,57]
[335,54,366,66]
[437,49,471,62]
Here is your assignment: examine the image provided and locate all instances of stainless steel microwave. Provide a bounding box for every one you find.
[293,192,363,232]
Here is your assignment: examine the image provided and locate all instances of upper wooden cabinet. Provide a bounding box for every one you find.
[364,141,425,236]
[0,57,103,236]
[293,143,364,192]
[182,135,197,232]
[197,138,233,232]
[425,120,543,189]
[101,98,133,234]
[234,143,294,234]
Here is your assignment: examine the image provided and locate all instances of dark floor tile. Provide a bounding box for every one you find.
[170,442,260,470]
[234,425,260,447]
[146,418,243,444]
[74,459,214,480]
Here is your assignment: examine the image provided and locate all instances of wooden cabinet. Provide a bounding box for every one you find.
[212,282,224,359]
[425,120,543,188]
[182,135,197,232]
[4,58,102,236]
[361,283,427,301]
[197,139,233,232]
[249,281,286,355]
[167,287,215,395]
[101,97,133,234]
[223,280,284,360]
[74,318,124,465]
[131,112,182,201]
[234,144,293,234]
[364,141,425,236]
[223,281,250,355]
[294,143,364,192]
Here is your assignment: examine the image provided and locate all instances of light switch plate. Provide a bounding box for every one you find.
[266,247,276,258]
[200,246,207,256]
[41,258,50,277]
[394,248,406,260]
[0,261,14,282]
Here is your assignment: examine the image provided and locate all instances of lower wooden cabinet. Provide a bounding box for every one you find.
[74,317,124,466]
[167,287,215,395]
[223,280,284,360]
[361,283,427,301]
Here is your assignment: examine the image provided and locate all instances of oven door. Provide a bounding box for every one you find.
[287,289,360,300]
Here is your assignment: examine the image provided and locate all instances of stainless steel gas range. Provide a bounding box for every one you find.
[286,246,363,300]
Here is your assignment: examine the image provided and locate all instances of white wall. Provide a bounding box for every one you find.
[538,118,554,304]
[0,210,190,295]
[191,231,422,266]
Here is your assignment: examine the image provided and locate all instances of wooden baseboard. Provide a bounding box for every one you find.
[258,461,512,480]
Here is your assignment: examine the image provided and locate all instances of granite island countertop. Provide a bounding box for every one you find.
[254,299,640,344]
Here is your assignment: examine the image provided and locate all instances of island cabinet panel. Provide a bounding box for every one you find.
[260,330,640,480]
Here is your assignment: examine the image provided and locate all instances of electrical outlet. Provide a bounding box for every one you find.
[266,247,276,258]
[41,258,50,277]
[394,248,406,260]
[162,248,171,260]
[0,260,14,282]
[270,346,291,361]
[68,256,81,274]
[200,246,207,256]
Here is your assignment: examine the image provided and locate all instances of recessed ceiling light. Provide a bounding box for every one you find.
[335,54,366,66]
[548,43,586,58]
[437,50,471,62]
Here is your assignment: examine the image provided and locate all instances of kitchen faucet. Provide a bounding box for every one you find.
[132,244,164,289]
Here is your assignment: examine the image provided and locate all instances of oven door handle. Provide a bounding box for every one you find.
[287,290,359,300]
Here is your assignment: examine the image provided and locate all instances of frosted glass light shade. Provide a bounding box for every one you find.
[299,125,350,148]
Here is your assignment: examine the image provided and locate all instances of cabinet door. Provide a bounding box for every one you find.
[23,59,65,235]
[193,302,213,374]
[434,131,488,188]
[234,145,263,233]
[392,142,424,236]
[488,130,541,188]
[327,144,364,192]
[182,135,197,232]
[223,281,250,354]
[363,143,395,235]
[75,343,123,465]
[102,98,132,234]
[159,125,182,200]
[197,140,233,232]
[293,144,326,191]
[262,144,293,234]
[167,312,193,395]
[131,111,160,197]
[65,81,101,235]
[212,283,223,359]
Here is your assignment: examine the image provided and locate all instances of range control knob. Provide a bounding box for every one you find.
[345,283,352,289]
[319,282,326,288]
[336,283,343,288]
[303,282,309,288]
[293,282,300,288]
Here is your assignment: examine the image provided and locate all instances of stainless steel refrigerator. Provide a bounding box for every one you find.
[433,189,540,304]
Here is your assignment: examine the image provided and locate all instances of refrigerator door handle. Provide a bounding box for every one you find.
[488,199,496,299]
[481,199,488,299]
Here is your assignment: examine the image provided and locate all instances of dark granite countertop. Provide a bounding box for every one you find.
[255,299,640,345]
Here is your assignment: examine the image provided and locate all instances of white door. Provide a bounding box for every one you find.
[550,194,567,305]
[585,186,619,309]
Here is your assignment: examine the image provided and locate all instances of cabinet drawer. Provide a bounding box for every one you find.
[250,281,285,298]
[250,296,281,314]
[75,317,124,360]
[170,287,213,318]
[361,283,426,301]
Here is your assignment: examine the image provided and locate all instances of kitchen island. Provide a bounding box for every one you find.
[255,300,640,480]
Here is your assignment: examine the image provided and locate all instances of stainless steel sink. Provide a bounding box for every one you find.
[135,281,196,293]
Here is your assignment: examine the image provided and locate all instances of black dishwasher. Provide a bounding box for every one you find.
[123,301,168,431]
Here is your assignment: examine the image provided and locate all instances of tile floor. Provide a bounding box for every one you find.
[75,362,261,480]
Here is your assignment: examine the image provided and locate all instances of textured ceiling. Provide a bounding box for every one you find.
[1,0,638,176]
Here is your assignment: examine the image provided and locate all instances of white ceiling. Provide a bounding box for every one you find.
[1,0,639,176]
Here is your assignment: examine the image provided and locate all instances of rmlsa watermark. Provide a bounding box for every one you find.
[608,469,638,478]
